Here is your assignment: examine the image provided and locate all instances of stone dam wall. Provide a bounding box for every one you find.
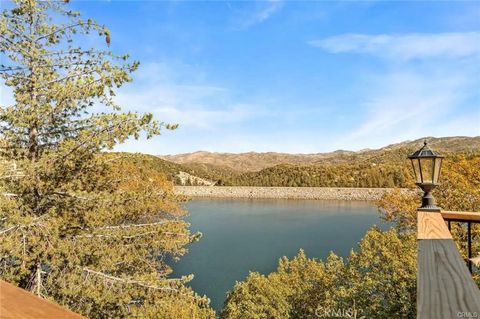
[174,186,412,201]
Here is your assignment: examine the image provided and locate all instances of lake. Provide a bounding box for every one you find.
[172,198,387,312]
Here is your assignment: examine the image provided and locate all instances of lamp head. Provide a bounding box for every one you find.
[408,140,444,211]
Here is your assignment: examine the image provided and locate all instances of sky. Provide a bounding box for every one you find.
[2,1,480,154]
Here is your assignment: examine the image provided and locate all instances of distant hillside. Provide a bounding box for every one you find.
[118,136,479,189]
[160,136,480,172]
[161,150,354,172]
[109,153,216,186]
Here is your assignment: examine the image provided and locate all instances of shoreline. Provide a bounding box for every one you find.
[174,186,412,201]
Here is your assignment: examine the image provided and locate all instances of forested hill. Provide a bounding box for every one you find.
[128,136,480,188]
[160,136,480,172]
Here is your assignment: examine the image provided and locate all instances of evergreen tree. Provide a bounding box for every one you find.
[0,1,214,317]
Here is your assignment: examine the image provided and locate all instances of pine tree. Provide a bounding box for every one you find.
[0,1,214,317]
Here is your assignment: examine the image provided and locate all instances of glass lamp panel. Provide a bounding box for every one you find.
[433,157,443,184]
[420,158,434,183]
[411,159,422,183]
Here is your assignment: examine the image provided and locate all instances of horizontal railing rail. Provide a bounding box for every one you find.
[441,211,480,222]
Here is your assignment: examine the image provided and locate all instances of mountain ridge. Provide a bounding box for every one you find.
[159,136,480,172]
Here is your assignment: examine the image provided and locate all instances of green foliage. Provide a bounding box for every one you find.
[115,152,197,182]
[223,162,412,188]
[169,157,414,188]
[214,152,477,189]
[0,1,214,317]
[435,155,480,213]
[347,229,416,317]
[114,153,230,186]
[221,228,417,319]
[222,272,292,319]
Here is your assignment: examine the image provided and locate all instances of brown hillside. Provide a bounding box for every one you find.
[159,136,480,172]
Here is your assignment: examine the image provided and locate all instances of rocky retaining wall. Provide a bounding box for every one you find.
[174,186,412,201]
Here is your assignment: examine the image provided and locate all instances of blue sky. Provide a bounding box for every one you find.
[2,1,480,154]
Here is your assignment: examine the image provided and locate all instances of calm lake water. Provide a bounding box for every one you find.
[172,198,387,312]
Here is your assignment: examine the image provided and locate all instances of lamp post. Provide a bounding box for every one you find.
[408,140,444,212]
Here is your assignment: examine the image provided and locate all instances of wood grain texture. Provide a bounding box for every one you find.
[0,280,86,319]
[441,211,480,222]
[418,211,452,240]
[417,239,480,318]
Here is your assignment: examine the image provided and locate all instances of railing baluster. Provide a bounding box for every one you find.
[468,221,472,273]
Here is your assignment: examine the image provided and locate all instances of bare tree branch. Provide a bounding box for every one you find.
[99,220,172,230]
[79,267,179,292]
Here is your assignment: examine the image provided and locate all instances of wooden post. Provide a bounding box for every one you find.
[36,262,42,297]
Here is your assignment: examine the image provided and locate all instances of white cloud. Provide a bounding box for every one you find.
[253,1,283,24]
[309,32,480,60]
[234,1,284,30]
[308,31,480,151]
[115,62,263,130]
[145,105,257,130]
[332,67,480,151]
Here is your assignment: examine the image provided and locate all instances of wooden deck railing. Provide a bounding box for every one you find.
[417,210,480,318]
[442,211,480,272]
[0,280,86,319]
